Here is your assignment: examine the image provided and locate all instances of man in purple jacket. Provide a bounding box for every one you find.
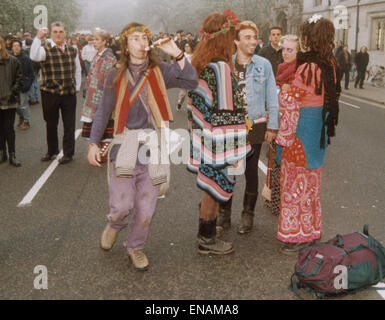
[87,23,198,271]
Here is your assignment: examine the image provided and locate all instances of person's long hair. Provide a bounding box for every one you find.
[113,22,160,85]
[0,36,10,60]
[297,18,340,149]
[299,19,335,63]
[191,12,237,74]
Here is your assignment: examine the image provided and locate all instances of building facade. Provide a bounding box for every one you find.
[302,0,385,66]
[271,0,304,35]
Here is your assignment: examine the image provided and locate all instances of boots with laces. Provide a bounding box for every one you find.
[128,250,149,271]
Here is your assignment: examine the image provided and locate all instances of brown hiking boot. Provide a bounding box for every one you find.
[100,224,119,250]
[238,212,255,234]
[197,236,235,255]
[217,197,232,230]
[20,122,30,130]
[128,250,149,271]
[237,191,258,234]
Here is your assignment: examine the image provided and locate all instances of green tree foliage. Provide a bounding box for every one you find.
[0,0,81,36]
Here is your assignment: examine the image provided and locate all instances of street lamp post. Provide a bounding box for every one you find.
[355,0,361,53]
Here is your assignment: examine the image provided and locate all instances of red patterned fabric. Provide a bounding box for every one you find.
[276,90,322,244]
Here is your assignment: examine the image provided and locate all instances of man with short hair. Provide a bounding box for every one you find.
[258,26,283,77]
[337,45,352,90]
[217,21,279,234]
[354,45,369,89]
[30,22,82,164]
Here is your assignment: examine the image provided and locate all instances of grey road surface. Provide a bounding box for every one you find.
[0,88,384,300]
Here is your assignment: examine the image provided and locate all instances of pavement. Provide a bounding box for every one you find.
[341,82,385,106]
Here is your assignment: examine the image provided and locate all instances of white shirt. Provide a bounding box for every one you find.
[30,37,82,92]
[81,44,97,63]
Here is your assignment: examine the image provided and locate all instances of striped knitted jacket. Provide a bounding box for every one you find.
[187,61,251,170]
[40,43,77,95]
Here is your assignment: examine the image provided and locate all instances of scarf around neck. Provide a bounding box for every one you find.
[276,59,297,86]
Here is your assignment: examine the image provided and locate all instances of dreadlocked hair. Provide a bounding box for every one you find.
[299,19,335,63]
[296,18,341,149]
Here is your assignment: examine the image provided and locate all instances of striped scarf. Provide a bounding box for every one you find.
[113,66,173,135]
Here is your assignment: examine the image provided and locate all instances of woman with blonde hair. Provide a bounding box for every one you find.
[81,28,117,162]
[265,34,299,216]
[188,10,251,255]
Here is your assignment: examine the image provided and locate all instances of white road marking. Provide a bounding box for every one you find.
[18,129,82,208]
[259,159,268,175]
[373,283,385,300]
[340,100,361,109]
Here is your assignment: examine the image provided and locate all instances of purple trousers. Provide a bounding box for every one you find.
[108,163,159,251]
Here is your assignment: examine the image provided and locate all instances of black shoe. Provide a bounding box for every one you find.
[41,153,58,162]
[9,153,21,167]
[0,150,7,164]
[345,87,349,90]
[176,103,182,111]
[59,155,73,165]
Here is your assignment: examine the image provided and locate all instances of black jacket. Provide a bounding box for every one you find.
[337,51,352,72]
[258,44,283,77]
[0,55,22,106]
[14,51,34,93]
[355,52,369,71]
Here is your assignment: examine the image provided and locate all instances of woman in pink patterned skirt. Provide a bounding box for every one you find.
[275,16,341,255]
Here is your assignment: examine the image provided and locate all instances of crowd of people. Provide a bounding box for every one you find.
[0,9,351,271]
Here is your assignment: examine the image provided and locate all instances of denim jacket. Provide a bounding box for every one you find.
[232,54,279,130]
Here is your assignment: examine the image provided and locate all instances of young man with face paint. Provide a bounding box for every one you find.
[216,21,279,235]
[87,23,198,271]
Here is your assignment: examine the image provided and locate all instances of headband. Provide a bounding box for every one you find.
[119,25,152,44]
[200,9,240,41]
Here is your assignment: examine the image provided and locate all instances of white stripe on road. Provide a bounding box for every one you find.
[17,129,82,208]
[373,283,385,300]
[340,100,361,109]
[259,159,268,175]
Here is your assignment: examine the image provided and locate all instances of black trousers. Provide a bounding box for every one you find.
[41,91,76,157]
[245,143,263,193]
[0,108,16,153]
[343,70,350,89]
[355,69,366,88]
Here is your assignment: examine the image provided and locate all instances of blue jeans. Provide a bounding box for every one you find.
[28,77,39,103]
[16,92,30,123]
